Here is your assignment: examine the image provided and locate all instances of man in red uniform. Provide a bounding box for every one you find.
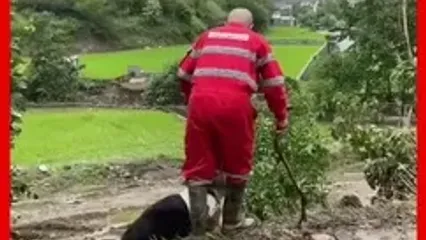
[177,8,289,239]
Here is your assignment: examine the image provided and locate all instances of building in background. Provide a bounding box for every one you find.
[271,0,322,26]
[271,2,295,26]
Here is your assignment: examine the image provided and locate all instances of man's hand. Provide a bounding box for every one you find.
[275,118,289,137]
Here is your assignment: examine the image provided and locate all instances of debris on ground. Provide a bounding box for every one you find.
[37,165,50,175]
[11,162,416,240]
[338,194,363,208]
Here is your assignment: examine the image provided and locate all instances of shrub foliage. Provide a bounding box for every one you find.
[347,125,415,200]
[247,82,330,220]
[14,0,274,51]
[145,62,185,106]
[24,12,83,102]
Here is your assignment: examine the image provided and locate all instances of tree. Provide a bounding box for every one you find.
[310,0,416,120]
[309,0,417,201]
[22,12,83,102]
[142,0,163,24]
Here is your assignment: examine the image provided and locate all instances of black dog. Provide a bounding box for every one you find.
[121,188,224,240]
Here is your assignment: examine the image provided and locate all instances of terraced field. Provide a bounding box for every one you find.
[80,27,324,79]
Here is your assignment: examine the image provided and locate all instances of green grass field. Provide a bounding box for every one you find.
[266,27,324,41]
[80,46,186,79]
[14,27,323,166]
[81,45,320,79]
[12,109,185,166]
[273,45,320,77]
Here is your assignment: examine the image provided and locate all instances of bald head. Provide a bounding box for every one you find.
[227,8,253,27]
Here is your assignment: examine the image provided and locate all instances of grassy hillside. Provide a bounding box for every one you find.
[14,0,274,53]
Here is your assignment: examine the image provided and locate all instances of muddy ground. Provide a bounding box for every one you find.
[11,162,416,240]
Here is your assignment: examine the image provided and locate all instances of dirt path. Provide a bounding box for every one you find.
[13,179,185,239]
[11,163,416,240]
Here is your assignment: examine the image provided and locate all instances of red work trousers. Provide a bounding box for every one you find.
[182,89,256,186]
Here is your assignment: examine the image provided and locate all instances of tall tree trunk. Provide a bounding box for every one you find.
[402,0,414,61]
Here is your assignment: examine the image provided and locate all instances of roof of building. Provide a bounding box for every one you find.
[337,36,355,52]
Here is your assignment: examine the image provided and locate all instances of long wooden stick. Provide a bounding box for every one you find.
[272,107,308,229]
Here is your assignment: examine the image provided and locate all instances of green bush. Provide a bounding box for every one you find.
[325,80,417,201]
[247,85,330,220]
[141,0,162,24]
[26,53,82,102]
[11,39,26,147]
[308,52,370,121]
[11,6,31,148]
[145,62,185,106]
[24,12,83,102]
[16,0,120,45]
[10,166,39,202]
[330,94,380,140]
[346,125,416,200]
[174,0,193,24]
[110,0,147,15]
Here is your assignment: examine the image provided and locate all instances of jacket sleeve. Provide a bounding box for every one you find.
[177,33,205,104]
[256,37,289,125]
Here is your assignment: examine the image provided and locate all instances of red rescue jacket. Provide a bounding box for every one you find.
[177,22,289,123]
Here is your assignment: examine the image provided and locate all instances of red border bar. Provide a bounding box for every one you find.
[417,0,423,239]
[1,2,422,240]
[3,1,11,239]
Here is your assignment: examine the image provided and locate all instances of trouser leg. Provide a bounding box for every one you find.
[213,96,256,233]
[183,96,217,239]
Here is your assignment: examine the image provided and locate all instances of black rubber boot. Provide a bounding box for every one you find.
[188,185,208,240]
[222,185,255,233]
[205,182,226,233]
